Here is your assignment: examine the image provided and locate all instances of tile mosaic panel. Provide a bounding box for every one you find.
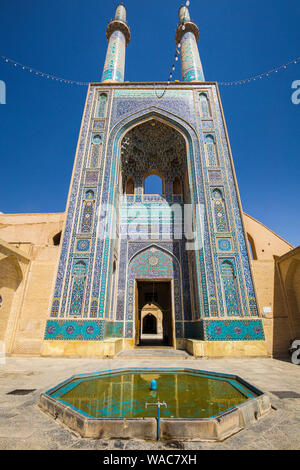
[217,238,232,252]
[85,170,99,184]
[220,260,240,317]
[45,320,105,341]
[93,120,105,130]
[76,239,91,253]
[204,320,265,341]
[208,170,222,184]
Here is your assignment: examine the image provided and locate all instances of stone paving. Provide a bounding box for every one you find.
[0,356,300,450]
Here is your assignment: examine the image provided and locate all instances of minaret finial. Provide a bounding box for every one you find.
[101,4,131,83]
[178,4,191,23]
[175,5,205,82]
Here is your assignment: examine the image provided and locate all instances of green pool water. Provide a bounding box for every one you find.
[51,371,256,419]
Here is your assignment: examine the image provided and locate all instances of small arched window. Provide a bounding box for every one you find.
[96,93,107,118]
[144,174,163,195]
[199,93,211,118]
[125,177,135,195]
[247,234,257,260]
[53,232,61,246]
[173,177,182,195]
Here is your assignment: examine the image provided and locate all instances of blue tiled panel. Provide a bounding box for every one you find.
[44,320,104,340]
[76,239,91,252]
[204,320,265,341]
[218,239,232,252]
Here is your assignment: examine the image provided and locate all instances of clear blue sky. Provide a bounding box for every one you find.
[0,0,299,246]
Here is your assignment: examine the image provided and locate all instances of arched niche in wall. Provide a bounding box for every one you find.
[96,93,107,118]
[205,134,219,166]
[173,176,182,195]
[247,233,257,260]
[212,188,228,232]
[221,260,240,317]
[199,93,211,118]
[80,190,95,234]
[125,177,135,195]
[69,260,87,317]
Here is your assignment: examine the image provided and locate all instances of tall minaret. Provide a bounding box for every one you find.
[175,5,205,82]
[102,4,131,83]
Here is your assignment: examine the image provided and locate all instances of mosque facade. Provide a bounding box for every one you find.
[42,4,267,356]
[1,5,298,359]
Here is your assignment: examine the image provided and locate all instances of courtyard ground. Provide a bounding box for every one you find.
[0,355,300,450]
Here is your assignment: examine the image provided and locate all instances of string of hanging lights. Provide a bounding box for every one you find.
[219,56,300,86]
[154,43,181,99]
[2,49,299,89]
[0,55,89,86]
[154,0,190,98]
[1,0,299,91]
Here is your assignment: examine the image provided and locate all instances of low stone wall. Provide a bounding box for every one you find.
[185,339,269,357]
[41,338,124,358]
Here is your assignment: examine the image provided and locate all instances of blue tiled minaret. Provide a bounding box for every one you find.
[175,5,205,82]
[102,4,131,83]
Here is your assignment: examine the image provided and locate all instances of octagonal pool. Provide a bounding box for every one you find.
[39,367,271,441]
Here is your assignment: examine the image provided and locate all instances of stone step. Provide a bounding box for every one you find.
[116,348,193,359]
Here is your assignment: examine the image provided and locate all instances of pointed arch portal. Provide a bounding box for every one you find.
[126,245,181,347]
[137,281,172,346]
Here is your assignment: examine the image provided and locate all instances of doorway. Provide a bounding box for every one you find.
[135,280,174,347]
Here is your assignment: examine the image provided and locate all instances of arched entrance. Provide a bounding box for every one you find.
[140,302,164,344]
[143,313,157,334]
[126,245,182,347]
[137,281,173,346]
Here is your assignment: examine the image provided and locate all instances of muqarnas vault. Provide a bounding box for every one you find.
[43,4,267,357]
